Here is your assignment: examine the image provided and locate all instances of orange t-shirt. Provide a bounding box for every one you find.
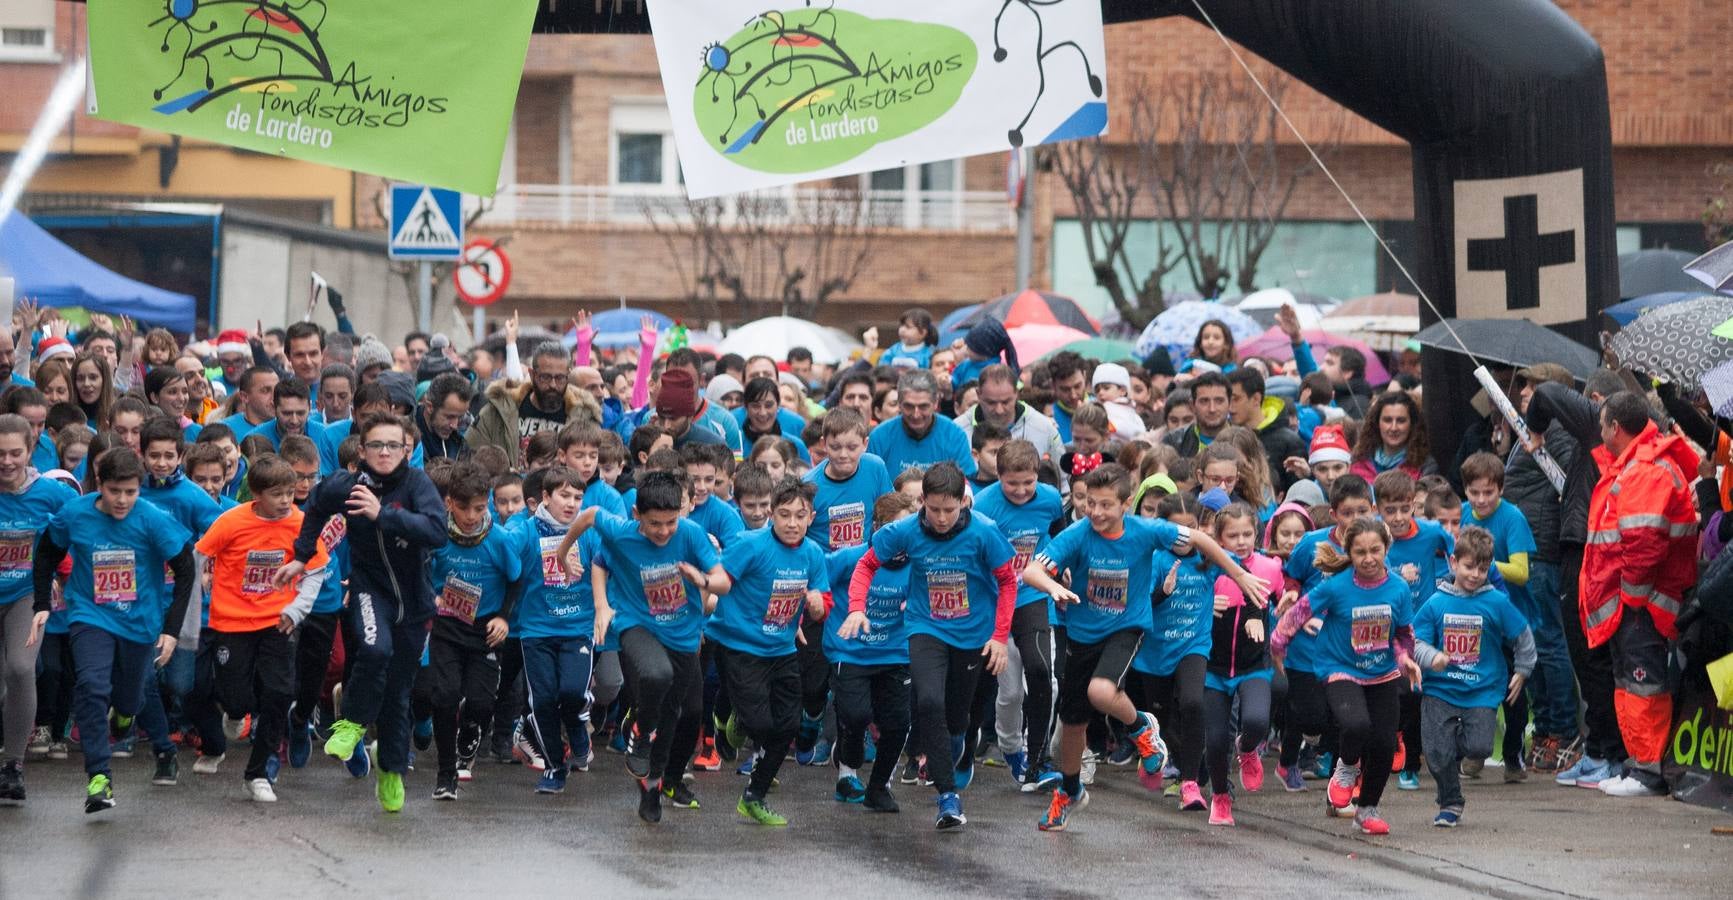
[196,503,329,634]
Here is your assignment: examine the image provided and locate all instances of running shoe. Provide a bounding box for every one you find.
[433,772,458,801]
[1563,756,1614,788]
[834,773,866,803]
[223,715,247,742]
[663,781,700,809]
[456,723,483,775]
[515,724,549,773]
[1208,792,1234,826]
[1433,807,1462,828]
[1037,787,1087,832]
[26,726,50,757]
[1080,750,1098,786]
[47,741,69,760]
[862,729,877,765]
[809,738,834,766]
[737,748,758,777]
[951,735,974,792]
[1163,781,1181,799]
[245,778,277,803]
[192,752,225,775]
[637,777,662,823]
[611,715,633,755]
[738,794,787,826]
[1392,734,1406,772]
[536,767,567,794]
[935,791,966,830]
[1527,735,1561,773]
[624,727,652,779]
[323,719,366,765]
[288,718,313,769]
[490,729,515,764]
[0,760,23,802]
[1503,763,1528,784]
[794,711,822,765]
[1600,775,1663,797]
[265,754,281,785]
[1179,780,1206,811]
[1023,761,1062,793]
[344,742,372,779]
[570,746,594,773]
[1355,806,1390,835]
[694,738,722,772]
[1106,742,1136,767]
[413,716,434,752]
[1004,749,1028,784]
[1138,760,1164,793]
[721,713,746,756]
[1311,750,1333,781]
[1553,734,1585,774]
[152,751,178,786]
[1397,771,1421,791]
[1277,764,1307,792]
[1296,743,1320,778]
[109,733,136,759]
[1129,712,1168,779]
[84,773,115,814]
[863,784,899,813]
[377,770,405,813]
[1460,757,1484,779]
[1239,751,1265,793]
[1327,759,1361,815]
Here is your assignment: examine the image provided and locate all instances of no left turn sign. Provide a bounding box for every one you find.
[452,239,512,306]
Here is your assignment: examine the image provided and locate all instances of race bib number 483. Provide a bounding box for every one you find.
[928,570,969,621]
[1350,605,1393,655]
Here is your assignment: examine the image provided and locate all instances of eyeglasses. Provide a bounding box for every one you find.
[363,441,406,453]
[295,472,318,484]
[533,371,568,385]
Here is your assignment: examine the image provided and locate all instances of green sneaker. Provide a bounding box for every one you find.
[723,713,746,751]
[377,770,405,814]
[85,773,115,814]
[324,719,366,764]
[737,795,788,827]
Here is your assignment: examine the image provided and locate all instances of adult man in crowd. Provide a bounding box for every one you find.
[655,368,725,449]
[955,365,1065,479]
[418,372,475,460]
[1047,351,1089,444]
[1226,367,1305,493]
[285,322,325,404]
[867,369,976,477]
[1164,371,1231,458]
[316,364,356,426]
[0,329,31,394]
[665,348,745,454]
[222,365,279,441]
[467,340,601,469]
[1577,391,1698,798]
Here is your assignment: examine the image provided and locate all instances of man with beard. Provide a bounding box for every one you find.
[1047,352,1089,444]
[466,341,601,471]
[867,370,976,478]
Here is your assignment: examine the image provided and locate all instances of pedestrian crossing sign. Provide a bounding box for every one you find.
[388,184,465,260]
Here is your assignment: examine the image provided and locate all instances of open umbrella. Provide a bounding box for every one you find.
[1599,291,1701,328]
[564,307,674,350]
[1036,336,1140,364]
[1699,360,1733,419]
[720,316,857,365]
[937,303,982,345]
[1686,240,1733,292]
[1414,318,1601,381]
[1619,249,1702,299]
[955,289,1100,336]
[1230,287,1335,329]
[1134,300,1263,362]
[1238,327,1391,385]
[1606,295,1733,388]
[1008,324,1093,363]
[1321,291,1420,351]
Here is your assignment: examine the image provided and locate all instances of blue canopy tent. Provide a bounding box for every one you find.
[0,210,197,333]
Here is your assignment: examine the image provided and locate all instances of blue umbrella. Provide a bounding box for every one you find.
[938,303,982,346]
[1134,300,1263,363]
[1601,291,1702,326]
[565,307,673,350]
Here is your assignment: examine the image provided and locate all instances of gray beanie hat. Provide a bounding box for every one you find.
[354,337,393,376]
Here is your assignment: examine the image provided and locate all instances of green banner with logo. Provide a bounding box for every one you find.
[86,0,538,194]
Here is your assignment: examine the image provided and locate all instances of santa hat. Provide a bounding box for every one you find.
[216,329,250,357]
[1308,424,1352,467]
[36,336,74,363]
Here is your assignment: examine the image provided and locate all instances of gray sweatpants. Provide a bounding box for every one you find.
[1421,695,1496,810]
[0,599,40,761]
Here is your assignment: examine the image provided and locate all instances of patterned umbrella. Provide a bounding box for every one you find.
[1686,240,1733,292]
[1599,291,1700,328]
[1134,300,1263,363]
[1036,336,1140,364]
[1606,295,1733,388]
[1700,360,1733,419]
[564,307,674,349]
[1237,327,1391,385]
[956,289,1100,336]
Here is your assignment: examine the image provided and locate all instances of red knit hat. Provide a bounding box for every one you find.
[656,368,699,419]
[1308,424,1352,467]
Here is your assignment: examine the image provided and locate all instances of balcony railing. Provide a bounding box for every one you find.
[474,184,1016,232]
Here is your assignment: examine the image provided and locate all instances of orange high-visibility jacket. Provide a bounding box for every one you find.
[1581,421,1699,646]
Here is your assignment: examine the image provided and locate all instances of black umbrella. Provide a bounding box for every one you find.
[1414,318,1601,381]
[955,289,1100,337]
[1605,295,1733,389]
[1619,249,1702,299]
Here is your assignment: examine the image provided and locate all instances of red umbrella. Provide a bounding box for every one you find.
[1008,324,1094,363]
[958,289,1100,336]
[1237,326,1391,385]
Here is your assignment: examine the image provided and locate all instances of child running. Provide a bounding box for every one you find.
[31,448,195,813]
[1131,492,1213,808]
[707,476,829,825]
[1201,502,1284,826]
[1272,517,1423,835]
[1412,526,1535,827]
[1025,463,1269,832]
[195,455,330,802]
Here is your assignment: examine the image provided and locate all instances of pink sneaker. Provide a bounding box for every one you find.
[1238,751,1265,792]
[1355,807,1390,835]
[1208,792,1235,826]
[1179,780,1206,811]
[1137,763,1164,793]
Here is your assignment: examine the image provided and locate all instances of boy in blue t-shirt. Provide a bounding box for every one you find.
[1025,463,1267,832]
[422,462,526,800]
[972,439,1067,790]
[844,461,1012,830]
[1374,469,1454,791]
[1459,452,1541,781]
[1412,527,1535,827]
[554,471,728,825]
[512,466,603,797]
[707,477,828,826]
[556,424,627,517]
[826,492,918,812]
[682,444,745,549]
[32,448,194,814]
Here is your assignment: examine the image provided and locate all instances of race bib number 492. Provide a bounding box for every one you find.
[643,563,688,617]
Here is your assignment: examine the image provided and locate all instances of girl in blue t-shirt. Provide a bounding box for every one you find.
[1271,518,1421,837]
[880,308,938,370]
